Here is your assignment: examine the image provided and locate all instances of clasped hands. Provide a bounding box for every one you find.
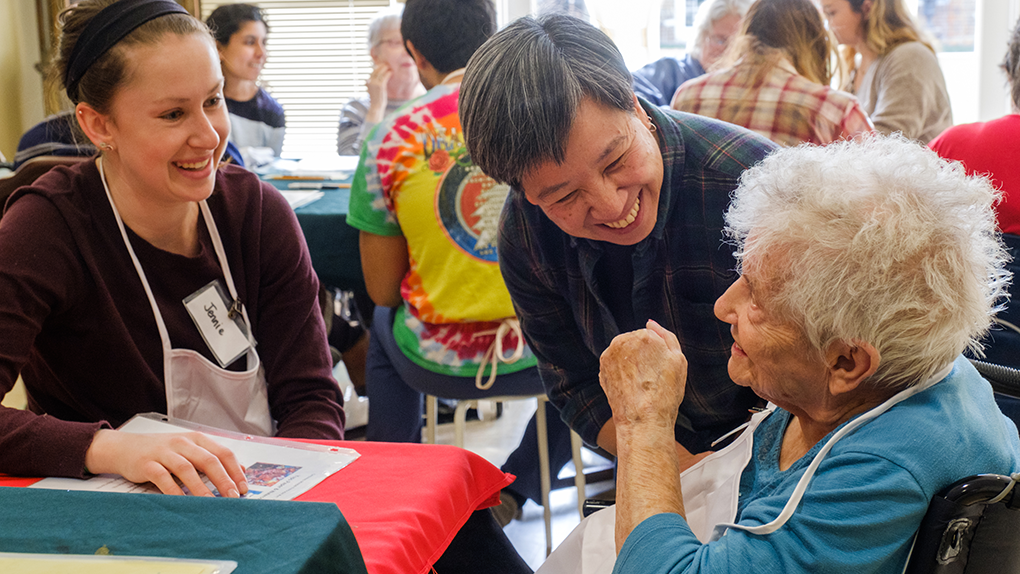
[600,320,709,469]
[599,319,688,430]
[85,429,248,498]
[600,320,700,549]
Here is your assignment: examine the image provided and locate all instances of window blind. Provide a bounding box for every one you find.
[200,0,395,158]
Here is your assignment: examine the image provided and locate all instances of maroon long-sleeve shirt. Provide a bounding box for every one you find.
[0,162,344,478]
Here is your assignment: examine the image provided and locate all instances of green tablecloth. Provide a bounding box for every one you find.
[0,487,367,574]
[290,187,365,295]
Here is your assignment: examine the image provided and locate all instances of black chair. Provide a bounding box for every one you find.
[970,359,1020,428]
[905,473,1020,573]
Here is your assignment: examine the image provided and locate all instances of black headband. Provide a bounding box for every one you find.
[65,0,190,101]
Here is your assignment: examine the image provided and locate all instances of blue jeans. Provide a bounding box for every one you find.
[366,306,574,504]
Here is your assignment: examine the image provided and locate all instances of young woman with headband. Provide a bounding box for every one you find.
[0,0,344,496]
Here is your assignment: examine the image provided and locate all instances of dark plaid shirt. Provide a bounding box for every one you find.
[497,103,778,452]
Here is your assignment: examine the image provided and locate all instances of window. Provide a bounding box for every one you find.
[660,0,698,53]
[919,0,975,52]
[200,0,396,158]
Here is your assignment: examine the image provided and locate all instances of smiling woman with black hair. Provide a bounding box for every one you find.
[206,3,285,159]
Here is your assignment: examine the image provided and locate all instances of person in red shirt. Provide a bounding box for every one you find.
[929,17,1020,368]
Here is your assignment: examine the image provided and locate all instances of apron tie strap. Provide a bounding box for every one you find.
[472,318,525,390]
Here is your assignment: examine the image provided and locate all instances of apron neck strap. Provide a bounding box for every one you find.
[722,362,954,537]
[98,159,254,356]
[99,157,173,355]
[198,201,255,342]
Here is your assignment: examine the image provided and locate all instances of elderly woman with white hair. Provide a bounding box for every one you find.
[631,0,753,106]
[542,135,1020,574]
[336,7,424,156]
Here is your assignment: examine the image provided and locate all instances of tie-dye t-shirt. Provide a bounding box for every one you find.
[347,81,536,377]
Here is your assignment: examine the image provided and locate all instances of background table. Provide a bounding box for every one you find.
[259,162,363,297]
[262,173,375,329]
[290,186,363,297]
[0,441,513,574]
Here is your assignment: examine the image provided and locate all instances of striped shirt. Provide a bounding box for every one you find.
[672,60,873,146]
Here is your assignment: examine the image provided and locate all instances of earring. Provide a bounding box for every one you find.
[648,123,657,133]
[99,142,113,151]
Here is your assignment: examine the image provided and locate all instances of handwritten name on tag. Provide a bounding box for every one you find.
[184,280,251,367]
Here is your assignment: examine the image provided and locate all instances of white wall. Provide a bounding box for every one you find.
[940,52,981,125]
[502,0,534,25]
[975,0,1020,120]
[939,0,1019,125]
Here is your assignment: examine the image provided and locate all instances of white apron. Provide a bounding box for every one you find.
[537,407,774,574]
[99,159,276,436]
[539,362,954,574]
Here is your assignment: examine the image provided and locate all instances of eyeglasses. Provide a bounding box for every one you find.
[707,34,730,47]
[374,38,404,49]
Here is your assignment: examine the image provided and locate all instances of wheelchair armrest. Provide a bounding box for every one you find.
[582,497,615,518]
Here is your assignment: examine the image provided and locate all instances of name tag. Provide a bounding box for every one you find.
[183,280,252,367]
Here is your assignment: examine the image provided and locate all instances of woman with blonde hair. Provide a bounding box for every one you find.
[672,0,872,146]
[822,0,951,142]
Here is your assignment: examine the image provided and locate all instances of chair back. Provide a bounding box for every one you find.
[905,473,1020,574]
[970,359,1020,431]
[0,155,89,220]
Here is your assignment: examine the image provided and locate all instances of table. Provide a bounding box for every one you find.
[0,487,366,574]
[291,186,364,296]
[0,441,513,574]
[263,172,376,330]
[260,165,363,296]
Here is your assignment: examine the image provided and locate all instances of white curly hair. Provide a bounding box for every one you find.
[724,134,1010,390]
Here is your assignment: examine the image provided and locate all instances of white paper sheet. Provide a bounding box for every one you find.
[30,414,359,500]
[258,154,357,180]
[279,189,325,209]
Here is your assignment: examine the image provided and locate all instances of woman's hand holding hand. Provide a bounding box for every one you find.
[84,429,248,498]
[599,319,688,430]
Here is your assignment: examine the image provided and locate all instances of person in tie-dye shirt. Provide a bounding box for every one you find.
[347,0,575,528]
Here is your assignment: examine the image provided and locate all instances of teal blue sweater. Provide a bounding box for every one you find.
[615,356,1020,574]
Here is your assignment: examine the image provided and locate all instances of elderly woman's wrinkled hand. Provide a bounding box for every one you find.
[599,320,688,430]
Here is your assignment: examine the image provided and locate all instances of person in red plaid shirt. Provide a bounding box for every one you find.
[671,0,873,146]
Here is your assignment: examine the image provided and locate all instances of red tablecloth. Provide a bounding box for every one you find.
[0,441,514,574]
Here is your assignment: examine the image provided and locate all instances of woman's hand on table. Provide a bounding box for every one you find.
[84,429,248,497]
[599,319,689,430]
